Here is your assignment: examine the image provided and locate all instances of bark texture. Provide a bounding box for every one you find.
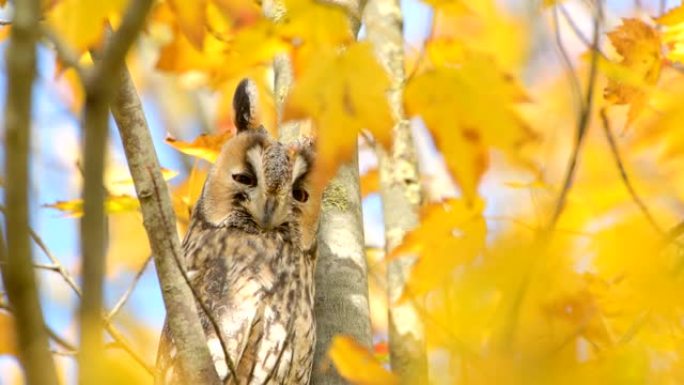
[111,67,221,385]
[364,0,428,383]
[0,0,60,383]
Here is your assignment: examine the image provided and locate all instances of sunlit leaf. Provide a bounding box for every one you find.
[604,18,662,125]
[165,131,233,163]
[329,335,398,385]
[405,48,534,201]
[44,195,140,217]
[284,42,393,188]
[168,0,207,49]
[391,198,486,302]
[0,311,16,357]
[45,0,130,53]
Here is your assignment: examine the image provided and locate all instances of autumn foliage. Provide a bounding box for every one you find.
[3,0,684,384]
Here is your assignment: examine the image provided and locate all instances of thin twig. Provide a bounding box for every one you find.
[106,255,152,321]
[549,2,603,229]
[552,5,583,114]
[599,109,665,235]
[558,4,608,60]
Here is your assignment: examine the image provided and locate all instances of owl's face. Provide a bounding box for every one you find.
[197,80,320,250]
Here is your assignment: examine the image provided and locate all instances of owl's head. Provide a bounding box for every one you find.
[198,79,321,250]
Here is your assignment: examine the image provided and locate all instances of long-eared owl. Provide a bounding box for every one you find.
[156,79,321,385]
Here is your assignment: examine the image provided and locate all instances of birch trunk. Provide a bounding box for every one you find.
[364,0,428,383]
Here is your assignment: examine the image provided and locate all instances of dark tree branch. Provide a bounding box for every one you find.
[549,2,603,229]
[599,109,665,235]
[0,0,60,382]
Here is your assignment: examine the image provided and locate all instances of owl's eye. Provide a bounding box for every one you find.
[292,188,309,203]
[232,173,256,186]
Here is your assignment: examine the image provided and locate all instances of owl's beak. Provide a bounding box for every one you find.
[259,197,279,229]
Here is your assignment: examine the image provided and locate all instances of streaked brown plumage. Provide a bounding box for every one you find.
[156,79,321,385]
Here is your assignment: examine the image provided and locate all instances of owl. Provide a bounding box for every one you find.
[156,79,321,385]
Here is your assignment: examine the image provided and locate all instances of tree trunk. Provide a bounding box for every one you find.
[0,0,60,383]
[364,0,428,383]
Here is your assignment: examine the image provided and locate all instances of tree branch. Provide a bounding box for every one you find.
[365,0,427,383]
[599,109,664,235]
[106,255,152,321]
[548,2,603,229]
[110,65,222,385]
[0,0,60,382]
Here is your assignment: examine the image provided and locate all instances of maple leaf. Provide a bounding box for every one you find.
[44,194,140,217]
[656,5,684,64]
[328,335,398,385]
[390,198,486,302]
[283,42,393,188]
[45,0,130,53]
[165,131,233,163]
[404,49,533,201]
[604,18,662,125]
[0,311,16,357]
[280,0,352,48]
[168,0,207,49]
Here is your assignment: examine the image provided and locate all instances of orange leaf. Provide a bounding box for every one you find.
[328,335,398,385]
[360,169,379,198]
[604,19,662,125]
[390,198,486,302]
[0,311,17,357]
[165,131,233,163]
[168,0,207,49]
[284,43,393,188]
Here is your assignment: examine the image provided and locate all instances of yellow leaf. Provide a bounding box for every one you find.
[404,50,533,201]
[604,19,662,125]
[391,198,486,302]
[172,163,208,229]
[106,212,151,276]
[328,335,398,385]
[284,43,393,188]
[168,0,207,49]
[44,194,140,217]
[46,0,130,53]
[165,131,233,163]
[656,4,684,26]
[280,0,352,48]
[0,311,17,357]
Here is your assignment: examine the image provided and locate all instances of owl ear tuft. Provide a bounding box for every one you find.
[233,78,259,133]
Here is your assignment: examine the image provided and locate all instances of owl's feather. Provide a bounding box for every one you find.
[156,79,320,385]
